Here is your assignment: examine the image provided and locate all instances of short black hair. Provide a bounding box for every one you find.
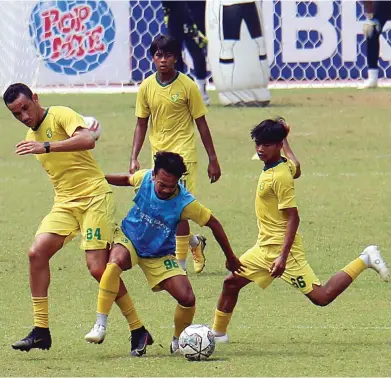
[3,83,33,105]
[154,151,187,179]
[150,34,181,58]
[250,118,288,145]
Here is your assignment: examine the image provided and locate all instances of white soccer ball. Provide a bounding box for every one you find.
[83,116,101,141]
[178,324,215,361]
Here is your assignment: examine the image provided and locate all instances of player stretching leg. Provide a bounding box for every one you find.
[212,118,390,342]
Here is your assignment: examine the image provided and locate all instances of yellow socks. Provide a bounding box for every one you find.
[174,304,195,337]
[342,257,367,280]
[32,297,49,328]
[115,294,143,331]
[212,309,232,335]
[97,263,122,315]
[176,235,190,270]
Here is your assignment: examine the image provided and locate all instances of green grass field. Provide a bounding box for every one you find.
[0,89,390,377]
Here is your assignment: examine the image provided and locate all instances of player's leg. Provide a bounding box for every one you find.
[279,244,389,306]
[136,255,189,353]
[12,202,79,352]
[212,245,274,342]
[183,36,210,104]
[177,163,207,273]
[81,193,142,341]
[361,2,391,88]
[305,245,389,306]
[165,7,186,73]
[159,274,196,354]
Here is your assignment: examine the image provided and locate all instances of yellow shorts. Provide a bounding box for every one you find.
[180,162,197,194]
[114,226,186,291]
[36,192,116,250]
[238,244,321,295]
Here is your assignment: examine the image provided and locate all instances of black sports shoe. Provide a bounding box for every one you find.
[130,327,153,357]
[11,327,52,352]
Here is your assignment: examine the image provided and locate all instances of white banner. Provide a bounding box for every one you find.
[3,1,130,87]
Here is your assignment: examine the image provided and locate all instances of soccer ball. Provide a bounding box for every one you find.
[178,324,215,361]
[83,116,101,141]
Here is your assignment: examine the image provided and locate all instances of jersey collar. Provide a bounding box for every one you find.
[155,71,180,87]
[263,157,286,171]
[31,107,49,131]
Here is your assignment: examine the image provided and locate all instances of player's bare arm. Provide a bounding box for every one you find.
[105,174,134,186]
[276,117,301,179]
[130,117,149,173]
[270,207,300,278]
[15,127,95,156]
[194,116,221,183]
[282,138,301,179]
[204,215,244,273]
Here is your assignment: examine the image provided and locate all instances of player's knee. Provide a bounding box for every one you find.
[308,292,331,307]
[87,264,105,281]
[109,251,130,271]
[222,276,240,296]
[177,289,196,308]
[28,247,48,266]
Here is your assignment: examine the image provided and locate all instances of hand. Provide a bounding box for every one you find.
[363,18,381,39]
[15,140,45,155]
[269,255,287,278]
[129,159,140,174]
[276,116,290,136]
[208,159,221,183]
[184,23,208,48]
[225,256,245,274]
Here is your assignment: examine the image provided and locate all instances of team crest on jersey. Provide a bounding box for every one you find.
[259,182,265,191]
[171,93,180,102]
[46,128,53,138]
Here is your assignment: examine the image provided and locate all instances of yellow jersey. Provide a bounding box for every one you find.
[25,106,110,201]
[255,158,302,246]
[130,170,211,226]
[135,72,207,163]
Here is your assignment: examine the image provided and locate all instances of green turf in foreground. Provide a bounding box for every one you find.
[0,89,390,376]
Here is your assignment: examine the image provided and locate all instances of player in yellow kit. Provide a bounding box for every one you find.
[85,151,242,356]
[4,83,145,353]
[130,34,221,274]
[212,117,390,343]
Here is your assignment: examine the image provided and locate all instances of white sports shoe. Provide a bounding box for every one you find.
[212,330,229,344]
[85,324,106,344]
[361,245,390,282]
[358,78,378,89]
[170,336,180,354]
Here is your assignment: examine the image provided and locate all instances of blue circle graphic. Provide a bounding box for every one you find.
[29,1,116,75]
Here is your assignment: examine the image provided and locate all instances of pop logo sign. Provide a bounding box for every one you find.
[29,0,116,75]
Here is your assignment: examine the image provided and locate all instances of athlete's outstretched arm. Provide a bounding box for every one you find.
[195,116,221,183]
[129,117,149,173]
[105,174,133,186]
[15,127,95,155]
[204,215,244,274]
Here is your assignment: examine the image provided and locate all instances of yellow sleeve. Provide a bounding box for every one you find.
[272,171,297,210]
[285,158,297,178]
[188,81,207,120]
[135,82,150,118]
[57,107,87,137]
[181,200,212,226]
[129,169,149,190]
